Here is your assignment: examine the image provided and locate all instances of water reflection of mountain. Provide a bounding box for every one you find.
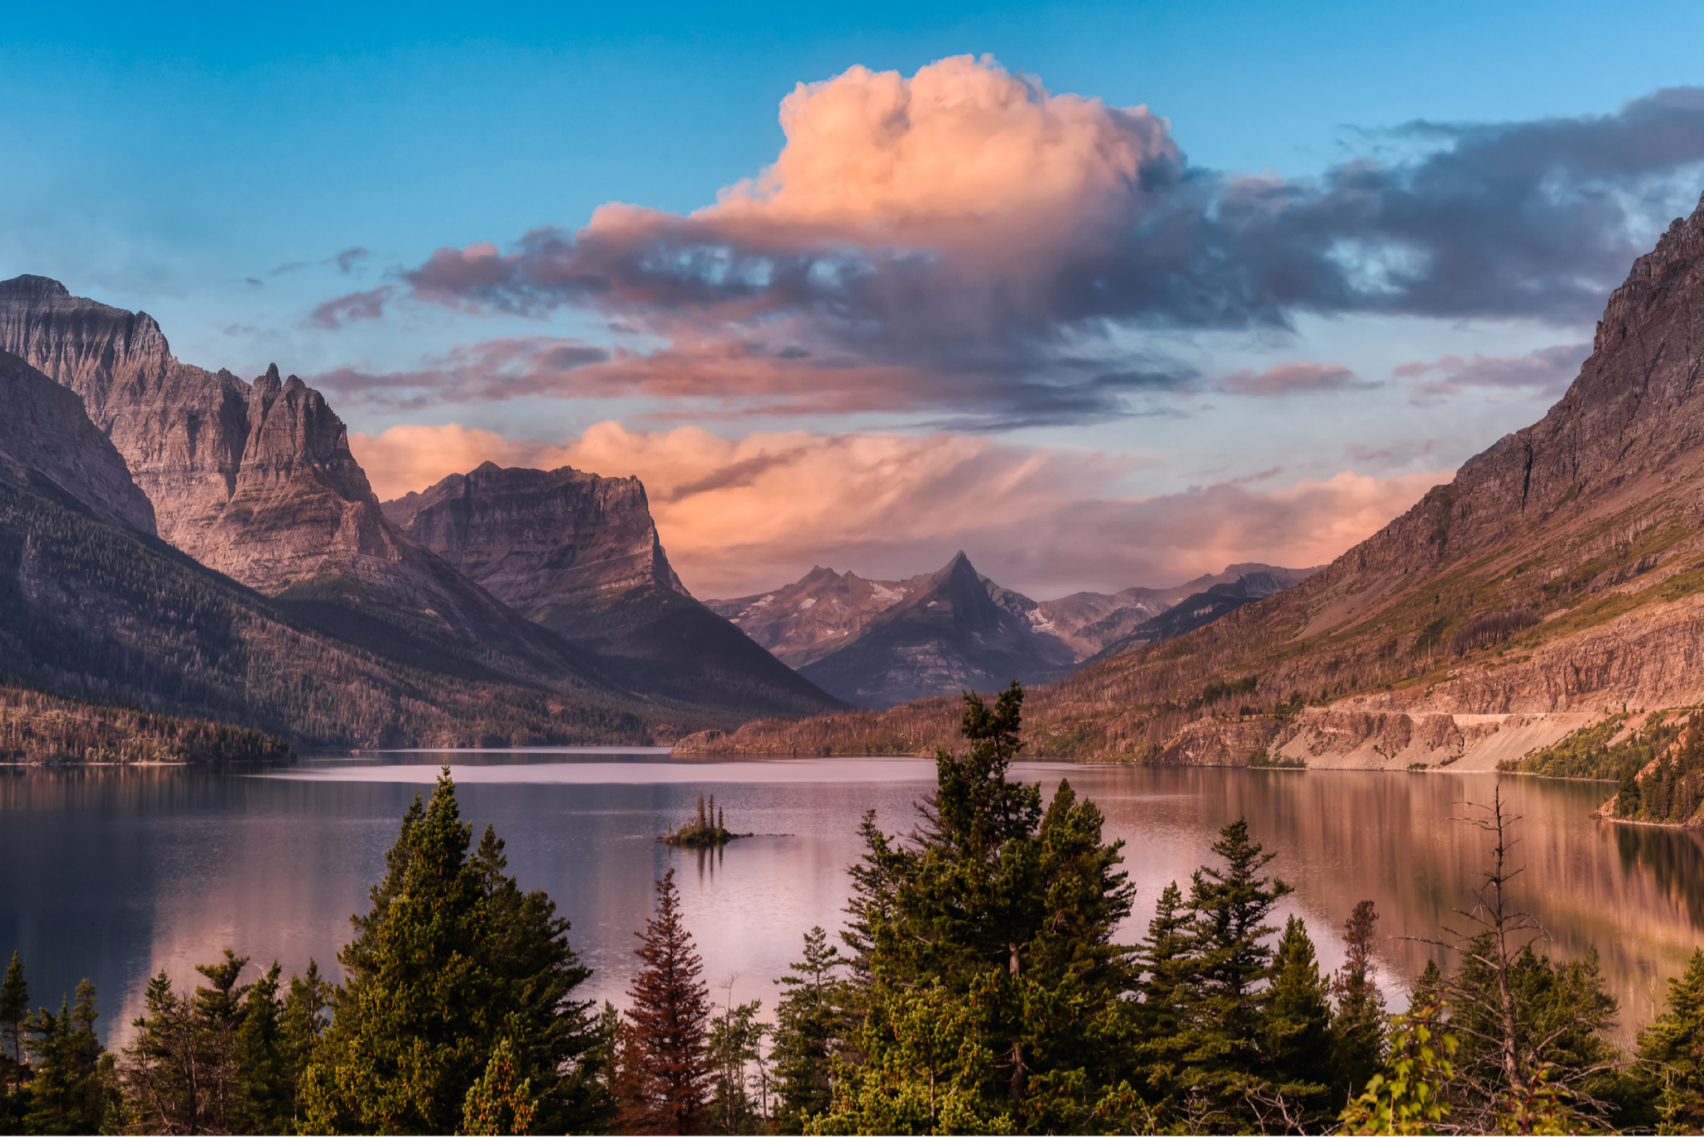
[4,761,1701,1049]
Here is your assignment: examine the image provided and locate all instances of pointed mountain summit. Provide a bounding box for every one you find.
[384,463,847,716]
[797,551,1077,709]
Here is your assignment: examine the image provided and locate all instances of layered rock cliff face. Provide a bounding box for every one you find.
[383,462,688,618]
[0,276,584,670]
[680,191,1704,763]
[0,350,155,533]
[384,463,847,717]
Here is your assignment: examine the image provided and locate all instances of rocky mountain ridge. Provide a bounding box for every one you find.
[679,192,1704,764]
[709,560,1316,667]
[794,551,1081,709]
[383,462,846,717]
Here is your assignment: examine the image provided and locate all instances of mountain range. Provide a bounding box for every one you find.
[678,191,1704,765]
[708,555,1316,709]
[0,276,847,745]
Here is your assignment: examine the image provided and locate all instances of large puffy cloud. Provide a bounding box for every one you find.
[316,60,1704,425]
[351,420,1446,598]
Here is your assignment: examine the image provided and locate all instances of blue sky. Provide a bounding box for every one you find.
[6,1,1704,597]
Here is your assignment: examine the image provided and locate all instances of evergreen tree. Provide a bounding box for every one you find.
[303,766,604,1134]
[1132,881,1192,1114]
[1330,900,1387,1103]
[707,996,768,1133]
[24,981,120,1135]
[1637,947,1704,1133]
[770,926,846,1134]
[835,683,1144,1133]
[1338,997,1457,1136]
[0,952,24,1077]
[1258,916,1335,1129]
[0,951,26,1131]
[618,869,713,1134]
[461,1037,536,1136]
[1172,816,1292,1130]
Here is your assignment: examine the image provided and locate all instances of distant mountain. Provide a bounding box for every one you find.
[712,560,1320,667]
[383,463,847,717]
[707,567,932,667]
[796,552,1078,709]
[0,350,652,747]
[1084,567,1322,661]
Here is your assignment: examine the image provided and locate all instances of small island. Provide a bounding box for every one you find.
[659,791,753,847]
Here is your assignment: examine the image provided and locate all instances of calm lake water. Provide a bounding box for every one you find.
[4,753,1703,1048]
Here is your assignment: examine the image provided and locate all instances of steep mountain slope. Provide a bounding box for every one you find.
[796,552,1078,709]
[680,194,1704,764]
[0,276,586,677]
[383,463,847,716]
[0,349,155,534]
[0,355,654,747]
[1085,567,1321,659]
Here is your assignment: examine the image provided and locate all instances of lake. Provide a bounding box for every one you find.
[3,753,1702,1049]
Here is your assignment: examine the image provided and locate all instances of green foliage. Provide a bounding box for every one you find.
[1247,749,1306,769]
[303,766,606,1134]
[22,981,122,1136]
[1167,817,1293,1130]
[1259,917,1335,1127]
[770,927,846,1133]
[1338,1001,1458,1135]
[459,1038,536,1136]
[1502,709,1690,786]
[0,685,295,764]
[1637,947,1704,1133]
[811,980,1013,1136]
[834,682,1142,1133]
[707,996,769,1134]
[662,791,746,847]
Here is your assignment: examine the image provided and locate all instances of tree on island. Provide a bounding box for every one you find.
[616,869,713,1134]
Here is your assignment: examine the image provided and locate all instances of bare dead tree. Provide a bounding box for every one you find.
[1405,787,1624,1133]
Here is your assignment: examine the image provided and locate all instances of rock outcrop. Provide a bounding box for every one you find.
[0,350,155,533]
[384,463,847,717]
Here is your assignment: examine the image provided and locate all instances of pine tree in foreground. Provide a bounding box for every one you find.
[302,765,608,1135]
[769,926,845,1133]
[1637,946,1704,1132]
[23,979,122,1135]
[618,869,713,1134]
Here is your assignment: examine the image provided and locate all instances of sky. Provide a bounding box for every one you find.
[6,0,1704,599]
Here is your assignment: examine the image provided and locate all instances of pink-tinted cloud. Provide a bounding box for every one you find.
[1215,361,1369,397]
[351,420,1446,598]
[314,332,1185,424]
[1396,343,1590,402]
[312,62,1704,425]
